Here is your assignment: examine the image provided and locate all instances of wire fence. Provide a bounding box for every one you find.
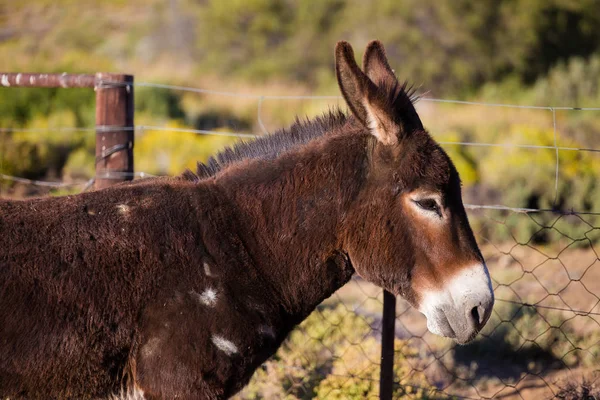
[1,80,599,399]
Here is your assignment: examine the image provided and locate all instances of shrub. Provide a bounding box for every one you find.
[236,304,439,399]
[474,124,600,245]
[134,120,240,176]
[556,379,600,400]
[531,55,600,108]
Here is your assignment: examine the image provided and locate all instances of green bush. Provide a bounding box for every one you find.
[0,87,94,181]
[0,109,91,179]
[135,87,186,121]
[531,55,600,108]
[473,124,600,245]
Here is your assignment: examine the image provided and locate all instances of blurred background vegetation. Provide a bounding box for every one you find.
[1,2,600,397]
[1,0,600,210]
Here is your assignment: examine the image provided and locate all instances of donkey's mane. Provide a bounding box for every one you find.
[181,110,348,181]
[182,81,419,181]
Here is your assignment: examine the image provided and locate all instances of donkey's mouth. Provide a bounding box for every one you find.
[430,311,485,344]
[426,310,456,339]
[439,312,457,338]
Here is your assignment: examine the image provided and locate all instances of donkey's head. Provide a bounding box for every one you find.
[337,41,493,344]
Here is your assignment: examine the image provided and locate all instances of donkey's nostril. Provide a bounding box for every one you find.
[470,306,481,327]
[470,304,490,329]
[469,304,489,329]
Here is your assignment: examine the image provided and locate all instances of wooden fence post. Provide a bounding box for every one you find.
[380,290,396,399]
[94,73,134,190]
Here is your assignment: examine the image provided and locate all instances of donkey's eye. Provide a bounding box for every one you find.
[414,199,442,217]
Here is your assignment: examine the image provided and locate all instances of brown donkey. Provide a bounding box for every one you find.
[0,41,493,399]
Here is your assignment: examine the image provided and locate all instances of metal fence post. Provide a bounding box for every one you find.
[94,73,134,190]
[380,290,396,399]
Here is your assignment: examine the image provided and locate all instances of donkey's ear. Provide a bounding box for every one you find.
[335,41,399,145]
[363,40,397,87]
[335,41,371,126]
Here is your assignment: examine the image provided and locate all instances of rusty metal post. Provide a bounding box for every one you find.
[380,290,396,400]
[94,73,134,190]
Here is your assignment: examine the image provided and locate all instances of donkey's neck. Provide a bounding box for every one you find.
[216,132,367,320]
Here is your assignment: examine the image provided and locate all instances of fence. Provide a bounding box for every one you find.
[0,73,134,190]
[1,73,599,399]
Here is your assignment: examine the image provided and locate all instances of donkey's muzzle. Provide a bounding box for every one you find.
[419,263,494,344]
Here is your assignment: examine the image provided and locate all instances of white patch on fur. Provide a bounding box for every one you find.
[140,337,161,359]
[258,325,276,339]
[366,107,378,132]
[107,387,145,400]
[198,288,217,306]
[212,335,238,355]
[203,261,213,277]
[116,204,130,215]
[419,263,494,338]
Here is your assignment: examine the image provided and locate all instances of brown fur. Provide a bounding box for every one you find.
[0,41,484,399]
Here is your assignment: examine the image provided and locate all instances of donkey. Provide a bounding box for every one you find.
[0,41,494,399]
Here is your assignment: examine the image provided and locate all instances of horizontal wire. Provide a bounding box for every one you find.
[423,97,600,111]
[0,125,259,138]
[0,126,96,133]
[438,141,600,153]
[465,204,600,215]
[135,81,600,111]
[0,172,155,187]
[0,174,89,187]
[4,125,600,154]
[465,204,547,213]
[135,81,341,100]
[495,298,600,316]
[136,125,257,138]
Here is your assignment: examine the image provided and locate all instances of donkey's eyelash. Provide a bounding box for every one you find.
[413,198,442,217]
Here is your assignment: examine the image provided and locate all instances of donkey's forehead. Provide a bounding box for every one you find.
[398,133,457,190]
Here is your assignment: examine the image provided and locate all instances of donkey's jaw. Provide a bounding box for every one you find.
[418,263,494,344]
